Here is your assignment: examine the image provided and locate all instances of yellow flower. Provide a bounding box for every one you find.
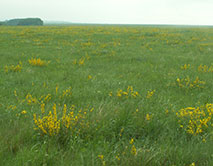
[119,128,124,136]
[122,91,128,96]
[146,114,151,121]
[14,90,17,97]
[88,75,92,80]
[130,138,134,144]
[116,155,120,161]
[56,84,58,94]
[117,92,122,97]
[98,155,104,160]
[79,57,85,65]
[21,110,27,114]
[131,145,137,155]
[90,108,94,112]
[146,90,155,98]
[28,58,48,66]
[4,65,8,73]
[190,162,195,166]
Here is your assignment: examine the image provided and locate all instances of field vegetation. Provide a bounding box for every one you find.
[0,25,213,165]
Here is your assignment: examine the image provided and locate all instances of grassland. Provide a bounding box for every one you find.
[0,25,213,166]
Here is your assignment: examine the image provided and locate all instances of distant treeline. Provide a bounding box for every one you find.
[0,18,43,26]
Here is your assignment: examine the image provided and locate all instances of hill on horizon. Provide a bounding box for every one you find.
[0,18,43,26]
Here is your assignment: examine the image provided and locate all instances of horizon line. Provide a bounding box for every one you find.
[44,21,213,27]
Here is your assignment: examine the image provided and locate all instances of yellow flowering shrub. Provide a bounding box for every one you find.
[33,103,89,137]
[55,84,59,94]
[176,76,205,89]
[7,105,17,111]
[25,94,38,105]
[112,138,138,163]
[21,110,27,114]
[33,104,60,136]
[88,75,92,80]
[21,86,71,108]
[198,64,213,72]
[98,155,106,166]
[73,55,90,66]
[60,87,72,99]
[131,145,137,156]
[78,57,85,65]
[146,90,155,99]
[115,86,139,98]
[43,94,52,103]
[28,58,50,66]
[181,64,190,70]
[176,104,213,135]
[145,114,152,121]
[4,61,22,73]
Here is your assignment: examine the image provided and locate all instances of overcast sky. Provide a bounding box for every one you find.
[1,0,213,25]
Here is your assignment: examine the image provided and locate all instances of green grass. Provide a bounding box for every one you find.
[0,25,213,166]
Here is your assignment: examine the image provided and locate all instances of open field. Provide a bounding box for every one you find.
[0,25,213,166]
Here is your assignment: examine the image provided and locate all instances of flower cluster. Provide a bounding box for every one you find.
[33,104,60,136]
[4,61,22,73]
[25,94,38,105]
[28,58,50,66]
[115,86,139,98]
[113,137,138,163]
[129,138,137,155]
[33,103,89,136]
[146,90,155,99]
[181,64,190,70]
[98,155,106,166]
[73,55,90,66]
[198,64,213,72]
[176,76,205,89]
[145,114,152,121]
[60,87,72,98]
[176,104,213,135]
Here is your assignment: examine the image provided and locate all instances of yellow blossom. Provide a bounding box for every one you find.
[146,90,155,99]
[190,162,195,166]
[28,58,49,66]
[116,155,120,161]
[14,90,17,97]
[21,110,27,114]
[146,114,151,121]
[88,75,92,80]
[56,84,58,94]
[98,155,104,160]
[131,145,137,155]
[130,138,134,144]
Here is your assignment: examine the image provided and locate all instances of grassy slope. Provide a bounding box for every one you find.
[0,25,213,166]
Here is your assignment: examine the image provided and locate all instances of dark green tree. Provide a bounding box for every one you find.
[5,18,43,26]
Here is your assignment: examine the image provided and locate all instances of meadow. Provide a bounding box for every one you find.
[0,25,213,166]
